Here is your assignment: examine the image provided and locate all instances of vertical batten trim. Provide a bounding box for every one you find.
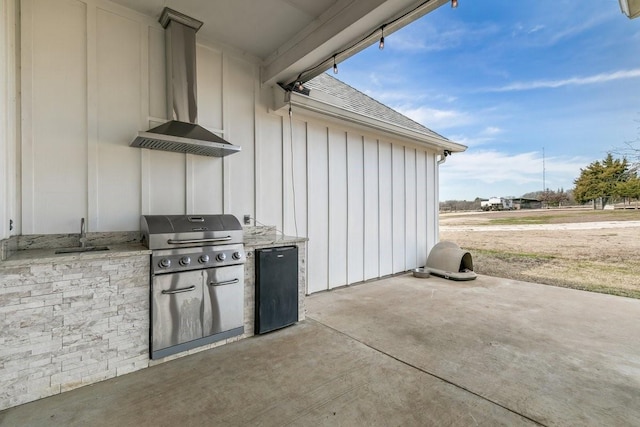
[403,146,408,270]
[403,146,407,271]
[389,142,396,274]
[253,67,260,224]
[87,3,99,229]
[412,149,420,268]
[361,135,365,281]
[376,139,380,279]
[221,51,230,213]
[345,131,349,285]
[434,152,440,243]
[425,151,430,250]
[0,0,6,238]
[10,0,19,236]
[0,0,16,238]
[376,139,381,278]
[281,114,286,233]
[325,126,330,291]
[427,152,431,250]
[304,122,310,295]
[253,92,264,225]
[185,154,194,214]
[138,21,151,217]
[20,0,34,234]
[420,150,424,262]
[303,122,309,291]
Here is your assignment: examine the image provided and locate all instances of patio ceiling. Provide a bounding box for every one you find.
[108,0,449,86]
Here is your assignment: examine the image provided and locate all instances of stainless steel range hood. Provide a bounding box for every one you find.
[130,8,241,157]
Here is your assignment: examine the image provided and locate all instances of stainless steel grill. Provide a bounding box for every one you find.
[141,214,246,359]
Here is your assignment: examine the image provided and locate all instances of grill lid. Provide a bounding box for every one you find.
[141,214,243,250]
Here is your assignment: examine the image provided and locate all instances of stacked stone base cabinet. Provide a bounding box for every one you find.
[0,226,306,410]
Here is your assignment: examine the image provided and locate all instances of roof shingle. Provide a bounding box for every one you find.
[304,73,448,141]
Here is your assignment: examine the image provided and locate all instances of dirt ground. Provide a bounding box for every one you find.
[439,207,640,299]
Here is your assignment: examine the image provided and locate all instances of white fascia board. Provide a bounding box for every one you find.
[286,90,467,153]
[261,0,450,86]
[619,0,640,18]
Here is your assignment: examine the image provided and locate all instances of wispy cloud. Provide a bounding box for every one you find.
[511,23,545,37]
[509,13,612,48]
[545,14,610,45]
[388,22,501,53]
[363,88,456,106]
[481,126,503,136]
[396,105,473,130]
[448,127,504,148]
[528,25,545,34]
[481,68,640,92]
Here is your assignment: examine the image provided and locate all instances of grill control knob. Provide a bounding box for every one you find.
[159,258,171,268]
[179,256,191,266]
[232,251,242,260]
[199,254,210,264]
[216,253,227,262]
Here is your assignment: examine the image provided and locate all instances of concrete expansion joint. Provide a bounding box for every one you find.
[305,317,548,427]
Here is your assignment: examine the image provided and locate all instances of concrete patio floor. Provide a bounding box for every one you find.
[1,274,639,426]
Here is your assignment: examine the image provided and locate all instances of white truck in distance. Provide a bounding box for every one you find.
[481,197,513,211]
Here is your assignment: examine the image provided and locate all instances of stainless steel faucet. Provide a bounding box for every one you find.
[80,217,87,248]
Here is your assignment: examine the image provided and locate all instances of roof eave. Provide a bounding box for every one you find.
[283,90,467,153]
[619,0,640,18]
[262,0,451,86]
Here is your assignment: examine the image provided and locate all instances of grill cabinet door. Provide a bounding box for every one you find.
[152,270,204,352]
[203,265,244,336]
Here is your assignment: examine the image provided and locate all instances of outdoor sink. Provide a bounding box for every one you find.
[55,246,109,254]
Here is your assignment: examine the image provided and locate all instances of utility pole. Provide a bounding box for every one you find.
[542,147,546,208]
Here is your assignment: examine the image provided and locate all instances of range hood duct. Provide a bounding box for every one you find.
[130,8,241,157]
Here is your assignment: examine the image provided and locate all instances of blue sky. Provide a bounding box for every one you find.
[334,0,640,200]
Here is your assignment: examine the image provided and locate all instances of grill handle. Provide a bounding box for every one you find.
[167,236,232,244]
[209,278,239,287]
[161,285,196,295]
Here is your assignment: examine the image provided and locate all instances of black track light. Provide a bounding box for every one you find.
[379,26,385,50]
[333,56,338,74]
[451,0,458,8]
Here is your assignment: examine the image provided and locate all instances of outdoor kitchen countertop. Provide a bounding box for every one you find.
[1,233,305,267]
[244,233,307,248]
[0,243,150,267]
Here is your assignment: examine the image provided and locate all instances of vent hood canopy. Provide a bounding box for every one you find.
[130,8,241,157]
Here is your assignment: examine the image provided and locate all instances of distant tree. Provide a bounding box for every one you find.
[550,188,569,206]
[612,114,640,170]
[522,189,576,205]
[521,190,545,200]
[439,198,482,212]
[537,188,570,207]
[573,153,631,209]
[539,189,552,206]
[617,176,640,204]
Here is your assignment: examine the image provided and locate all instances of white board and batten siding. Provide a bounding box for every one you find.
[264,108,441,294]
[17,0,442,293]
[0,0,19,241]
[20,0,256,234]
